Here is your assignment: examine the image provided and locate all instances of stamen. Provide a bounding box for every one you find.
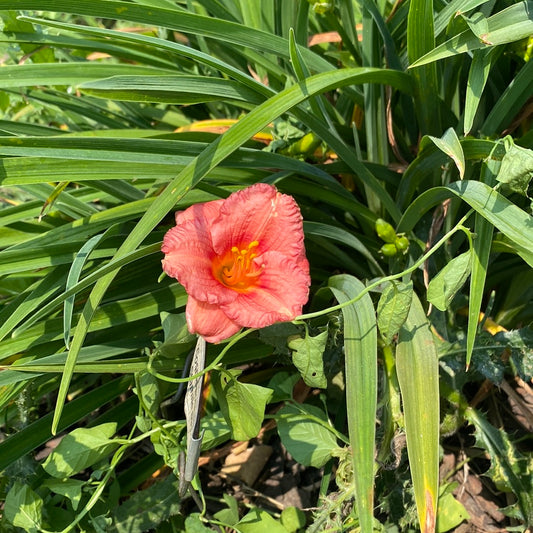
[213,241,262,291]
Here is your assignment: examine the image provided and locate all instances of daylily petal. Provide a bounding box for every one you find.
[186,296,242,343]
[210,183,305,260]
[162,220,236,305]
[175,198,223,226]
[221,251,310,328]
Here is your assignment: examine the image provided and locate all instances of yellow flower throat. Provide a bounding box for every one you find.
[213,241,262,291]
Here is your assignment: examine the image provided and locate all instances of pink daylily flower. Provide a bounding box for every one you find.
[161,183,310,343]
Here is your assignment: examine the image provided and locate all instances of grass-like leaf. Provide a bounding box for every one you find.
[411,1,533,67]
[329,274,377,533]
[396,293,440,533]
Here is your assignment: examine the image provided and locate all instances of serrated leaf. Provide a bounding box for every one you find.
[113,476,181,533]
[377,281,413,344]
[467,408,533,523]
[3,482,43,533]
[497,137,533,197]
[43,422,119,478]
[427,251,472,311]
[288,330,328,388]
[276,404,338,468]
[506,330,533,382]
[213,371,273,441]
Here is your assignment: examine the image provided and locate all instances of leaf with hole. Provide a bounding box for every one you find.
[288,329,328,388]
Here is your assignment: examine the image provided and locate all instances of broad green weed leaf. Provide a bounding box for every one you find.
[160,312,195,351]
[427,251,472,311]
[377,281,413,345]
[267,371,301,403]
[426,128,466,178]
[134,371,161,416]
[288,329,328,388]
[42,478,85,511]
[276,404,338,468]
[213,370,273,441]
[184,513,213,532]
[43,422,119,478]
[497,137,533,197]
[436,490,470,532]
[280,506,306,533]
[259,322,301,356]
[213,494,240,527]
[200,411,231,450]
[3,482,43,533]
[113,476,181,533]
[237,508,289,533]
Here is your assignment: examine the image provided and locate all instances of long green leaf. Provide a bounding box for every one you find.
[4,0,334,73]
[329,275,377,533]
[465,154,499,367]
[481,58,533,136]
[411,1,533,67]
[396,293,439,533]
[0,63,173,88]
[464,48,493,135]
[397,181,533,267]
[407,0,440,135]
[79,75,265,105]
[63,234,105,349]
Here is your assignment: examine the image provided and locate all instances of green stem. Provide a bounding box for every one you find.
[147,328,256,383]
[376,344,402,467]
[297,210,474,321]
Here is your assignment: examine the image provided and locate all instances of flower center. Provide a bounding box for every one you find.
[213,241,262,291]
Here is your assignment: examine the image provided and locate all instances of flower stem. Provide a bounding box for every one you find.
[296,210,474,321]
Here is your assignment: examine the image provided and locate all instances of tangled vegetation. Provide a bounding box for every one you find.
[0,1,532,531]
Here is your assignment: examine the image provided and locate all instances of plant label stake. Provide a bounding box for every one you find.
[179,335,206,497]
